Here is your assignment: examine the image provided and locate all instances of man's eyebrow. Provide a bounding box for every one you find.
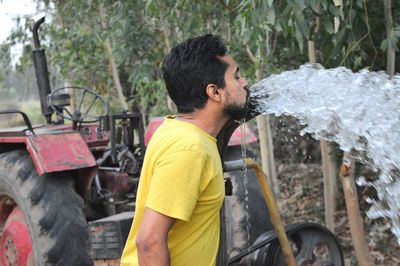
[235,67,240,74]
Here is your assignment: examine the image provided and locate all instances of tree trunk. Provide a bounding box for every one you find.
[384,0,395,77]
[323,0,343,232]
[247,45,279,195]
[256,62,279,195]
[58,13,77,114]
[256,115,279,195]
[99,5,129,111]
[162,28,177,114]
[307,7,338,232]
[339,152,372,266]
[333,0,343,33]
[320,141,338,231]
[104,40,129,111]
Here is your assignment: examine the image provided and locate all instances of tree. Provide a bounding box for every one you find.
[0,43,12,98]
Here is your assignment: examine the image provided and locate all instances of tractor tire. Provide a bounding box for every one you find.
[0,150,92,266]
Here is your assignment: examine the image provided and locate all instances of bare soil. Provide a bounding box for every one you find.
[276,163,400,266]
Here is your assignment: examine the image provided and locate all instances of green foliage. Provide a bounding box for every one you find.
[235,0,398,73]
[0,43,11,85]
[3,0,398,119]
[380,26,400,52]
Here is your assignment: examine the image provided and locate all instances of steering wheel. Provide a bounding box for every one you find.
[48,86,109,123]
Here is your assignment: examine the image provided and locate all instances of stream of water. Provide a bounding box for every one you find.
[239,122,251,265]
[248,63,400,244]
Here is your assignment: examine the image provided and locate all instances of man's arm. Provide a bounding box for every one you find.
[136,207,176,266]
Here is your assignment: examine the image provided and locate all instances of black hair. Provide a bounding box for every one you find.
[162,34,228,113]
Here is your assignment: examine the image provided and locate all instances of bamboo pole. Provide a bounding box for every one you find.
[339,152,372,266]
[307,3,338,232]
[246,46,279,195]
[308,53,337,232]
[321,142,338,231]
[333,2,371,263]
[256,66,279,195]
[256,115,279,195]
[244,158,296,266]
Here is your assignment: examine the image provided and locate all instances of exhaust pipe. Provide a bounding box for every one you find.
[32,17,52,123]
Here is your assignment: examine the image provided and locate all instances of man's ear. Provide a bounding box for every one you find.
[206,84,222,103]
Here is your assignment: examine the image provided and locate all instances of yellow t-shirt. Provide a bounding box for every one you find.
[121,116,225,266]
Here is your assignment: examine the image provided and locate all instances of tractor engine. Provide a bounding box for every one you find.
[86,113,145,221]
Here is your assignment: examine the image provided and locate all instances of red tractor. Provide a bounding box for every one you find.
[0,17,146,265]
[0,18,344,266]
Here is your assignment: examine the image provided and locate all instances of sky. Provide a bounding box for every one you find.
[0,0,44,64]
[0,0,38,43]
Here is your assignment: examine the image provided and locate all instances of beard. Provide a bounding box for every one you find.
[223,101,249,120]
[223,88,250,120]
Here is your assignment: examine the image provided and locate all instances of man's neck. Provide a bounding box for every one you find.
[175,110,229,138]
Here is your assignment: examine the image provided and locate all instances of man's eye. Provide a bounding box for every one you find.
[235,74,240,80]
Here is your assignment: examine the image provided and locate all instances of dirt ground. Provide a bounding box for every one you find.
[276,163,400,266]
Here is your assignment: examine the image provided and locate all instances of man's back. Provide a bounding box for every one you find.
[121,116,225,266]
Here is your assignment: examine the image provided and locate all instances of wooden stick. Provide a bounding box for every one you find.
[339,152,372,266]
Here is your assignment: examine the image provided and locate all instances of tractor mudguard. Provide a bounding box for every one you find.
[0,132,96,175]
[0,132,97,198]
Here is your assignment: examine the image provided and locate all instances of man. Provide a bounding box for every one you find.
[121,34,249,266]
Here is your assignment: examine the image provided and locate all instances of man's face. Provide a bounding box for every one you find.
[219,55,249,120]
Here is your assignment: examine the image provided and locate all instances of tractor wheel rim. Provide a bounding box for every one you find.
[0,206,33,266]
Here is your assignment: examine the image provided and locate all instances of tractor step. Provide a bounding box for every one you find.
[89,211,134,259]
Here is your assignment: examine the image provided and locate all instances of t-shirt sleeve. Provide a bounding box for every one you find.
[145,149,206,222]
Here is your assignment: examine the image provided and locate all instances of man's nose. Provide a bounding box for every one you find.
[241,77,248,88]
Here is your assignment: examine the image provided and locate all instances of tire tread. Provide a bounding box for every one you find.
[0,150,92,266]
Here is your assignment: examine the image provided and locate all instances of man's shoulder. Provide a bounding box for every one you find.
[152,128,210,157]
[164,129,205,151]
[159,120,210,142]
